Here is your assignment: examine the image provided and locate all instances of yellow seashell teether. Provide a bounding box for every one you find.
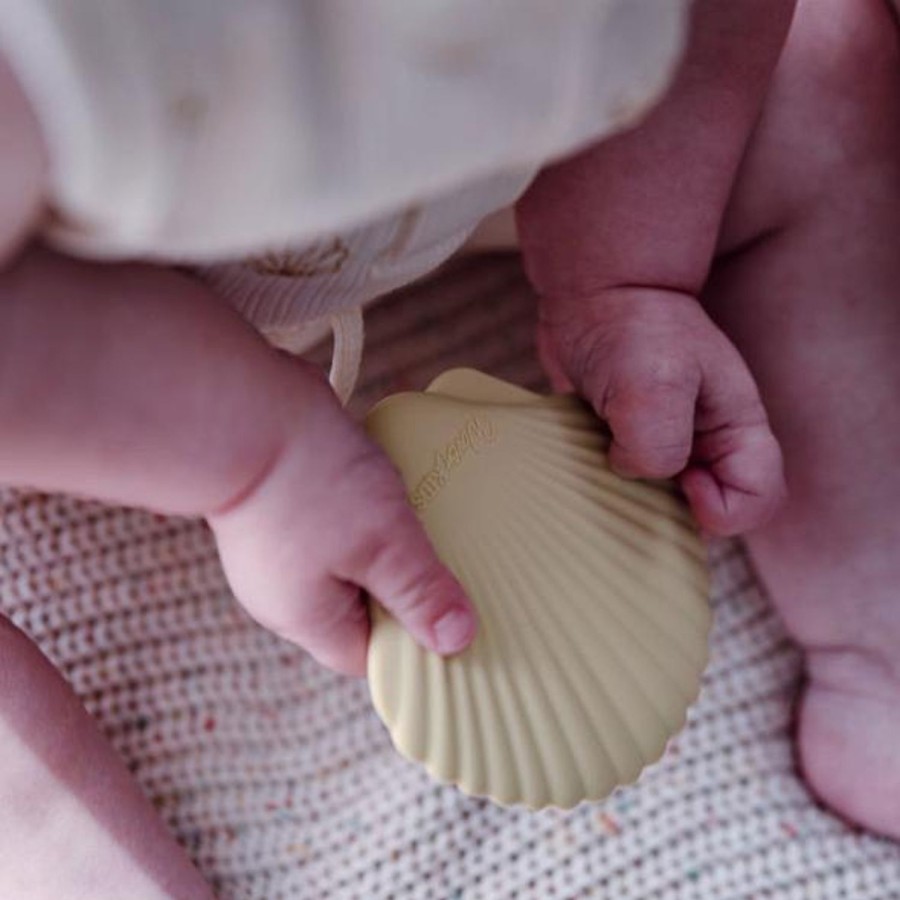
[365,369,711,809]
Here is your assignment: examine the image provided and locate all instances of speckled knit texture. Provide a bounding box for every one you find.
[2,256,900,899]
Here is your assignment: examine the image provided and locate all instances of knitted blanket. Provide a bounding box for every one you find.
[2,256,898,899]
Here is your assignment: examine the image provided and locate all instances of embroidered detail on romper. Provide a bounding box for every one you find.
[247,238,350,278]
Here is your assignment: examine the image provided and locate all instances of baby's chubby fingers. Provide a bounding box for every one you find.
[549,291,703,480]
[679,351,786,536]
[210,368,477,676]
[543,289,785,536]
[598,357,698,482]
[0,249,476,679]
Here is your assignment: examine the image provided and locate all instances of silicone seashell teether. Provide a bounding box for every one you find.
[365,369,710,809]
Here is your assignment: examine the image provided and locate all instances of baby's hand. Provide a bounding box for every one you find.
[518,0,793,537]
[535,287,784,535]
[0,57,475,681]
[0,250,476,678]
[209,359,477,675]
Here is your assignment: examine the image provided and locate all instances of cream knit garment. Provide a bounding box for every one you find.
[2,258,899,899]
[0,0,688,401]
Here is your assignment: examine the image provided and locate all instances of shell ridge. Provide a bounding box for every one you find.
[505,413,609,453]
[443,504,551,801]
[459,527,570,806]
[497,534,654,787]
[512,453,710,630]
[507,471,704,718]
[369,605,429,762]
[489,492,641,798]
[477,520,593,806]
[398,618,430,760]
[507,429,699,534]
[449,536,520,798]
[424,502,514,794]
[496,490,672,768]
[445,639,484,794]
[500,409,697,523]
[509,432,705,565]
[510,463,708,672]
[449,530,538,805]
[367,606,396,720]
[527,444,696,534]
[425,606,457,785]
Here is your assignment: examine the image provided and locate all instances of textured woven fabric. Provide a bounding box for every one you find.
[2,256,900,899]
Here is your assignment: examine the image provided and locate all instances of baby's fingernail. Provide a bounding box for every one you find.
[432,607,476,655]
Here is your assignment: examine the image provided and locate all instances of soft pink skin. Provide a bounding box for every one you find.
[517,0,792,539]
[0,250,475,676]
[0,618,215,900]
[706,0,900,840]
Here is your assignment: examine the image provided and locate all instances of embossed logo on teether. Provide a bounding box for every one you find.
[410,416,498,512]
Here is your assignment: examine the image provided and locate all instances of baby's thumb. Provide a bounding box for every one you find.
[210,365,477,675]
[340,493,478,658]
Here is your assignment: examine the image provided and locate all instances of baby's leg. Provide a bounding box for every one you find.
[0,616,214,898]
[704,0,900,836]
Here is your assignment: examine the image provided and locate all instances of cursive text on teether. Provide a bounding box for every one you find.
[410,416,498,512]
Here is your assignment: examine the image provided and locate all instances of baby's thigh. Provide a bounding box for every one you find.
[718,0,900,255]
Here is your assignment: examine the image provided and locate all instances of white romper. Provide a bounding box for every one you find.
[0,0,689,399]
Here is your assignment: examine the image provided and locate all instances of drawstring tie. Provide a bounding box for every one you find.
[264,307,364,407]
